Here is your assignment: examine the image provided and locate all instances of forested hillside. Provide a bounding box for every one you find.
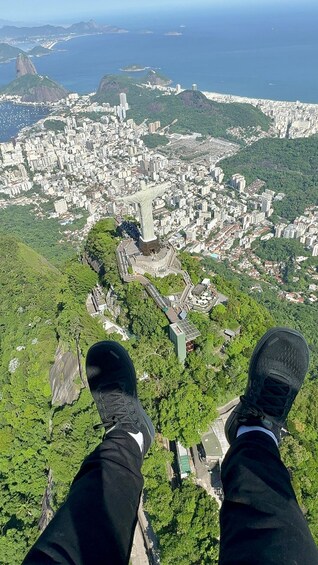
[220,135,318,221]
[0,235,104,563]
[0,205,87,267]
[203,257,318,538]
[1,220,318,563]
[94,75,271,142]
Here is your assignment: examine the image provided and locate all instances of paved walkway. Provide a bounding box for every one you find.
[131,520,149,565]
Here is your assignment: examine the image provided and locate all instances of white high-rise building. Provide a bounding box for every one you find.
[231,174,246,194]
[275,224,285,238]
[201,185,210,196]
[261,194,272,214]
[54,199,68,216]
[211,167,224,184]
[116,105,126,121]
[201,200,208,212]
[119,92,129,110]
[312,244,318,257]
[283,225,296,239]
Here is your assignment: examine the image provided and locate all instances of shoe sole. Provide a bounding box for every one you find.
[139,401,156,452]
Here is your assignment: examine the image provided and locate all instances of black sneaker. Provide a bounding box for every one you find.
[225,327,310,444]
[86,341,155,456]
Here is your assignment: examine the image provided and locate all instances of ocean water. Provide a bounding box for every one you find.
[0,3,318,137]
[0,102,49,142]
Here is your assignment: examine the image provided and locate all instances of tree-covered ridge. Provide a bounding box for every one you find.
[85,220,274,442]
[143,440,219,564]
[1,74,63,94]
[0,235,61,561]
[220,135,318,221]
[141,133,169,148]
[0,42,24,62]
[28,46,51,57]
[83,220,278,562]
[2,219,318,563]
[1,73,68,103]
[0,235,104,562]
[203,256,318,538]
[94,75,271,141]
[43,119,66,133]
[253,238,309,263]
[0,205,86,267]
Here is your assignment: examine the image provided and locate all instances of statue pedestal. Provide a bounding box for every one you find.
[139,237,160,256]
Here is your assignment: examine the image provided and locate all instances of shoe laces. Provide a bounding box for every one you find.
[94,386,140,432]
[245,376,290,419]
[259,376,290,418]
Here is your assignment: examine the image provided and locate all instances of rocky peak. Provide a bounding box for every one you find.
[16,52,36,78]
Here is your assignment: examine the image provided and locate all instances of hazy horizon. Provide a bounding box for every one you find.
[2,0,318,26]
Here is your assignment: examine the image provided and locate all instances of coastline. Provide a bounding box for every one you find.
[1,80,318,143]
[2,84,318,111]
[3,33,318,106]
[202,90,318,109]
[45,28,129,50]
[0,93,53,107]
[202,90,318,138]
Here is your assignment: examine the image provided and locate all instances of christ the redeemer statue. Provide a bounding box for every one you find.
[122,181,171,255]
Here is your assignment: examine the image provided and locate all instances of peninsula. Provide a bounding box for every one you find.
[0,42,23,63]
[0,20,126,42]
[1,52,68,103]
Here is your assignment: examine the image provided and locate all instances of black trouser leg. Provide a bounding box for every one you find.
[23,430,143,565]
[219,431,318,565]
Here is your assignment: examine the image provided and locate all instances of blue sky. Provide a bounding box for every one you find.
[1,0,313,24]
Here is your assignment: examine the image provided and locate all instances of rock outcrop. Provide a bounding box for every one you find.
[16,52,36,77]
[39,469,54,532]
[177,89,211,109]
[2,53,69,103]
[49,343,83,406]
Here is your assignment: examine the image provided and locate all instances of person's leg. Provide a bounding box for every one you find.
[23,341,155,565]
[220,327,318,565]
[219,431,318,565]
[23,430,143,565]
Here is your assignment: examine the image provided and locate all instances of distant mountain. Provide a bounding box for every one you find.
[2,53,68,102]
[177,89,212,109]
[0,24,64,39]
[0,43,52,64]
[0,20,125,40]
[0,42,24,62]
[16,52,36,77]
[28,45,51,57]
[94,74,271,142]
[2,74,69,103]
[68,20,100,34]
[95,74,141,106]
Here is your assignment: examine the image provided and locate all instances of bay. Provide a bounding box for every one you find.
[0,3,318,127]
[0,102,50,142]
